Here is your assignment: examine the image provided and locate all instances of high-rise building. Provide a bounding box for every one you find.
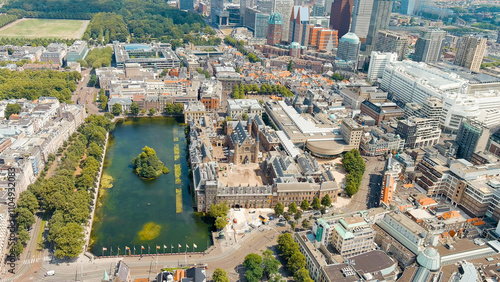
[367,51,397,82]
[422,97,443,121]
[267,12,283,45]
[350,0,374,41]
[337,32,361,63]
[329,0,354,39]
[400,0,414,15]
[396,116,441,149]
[289,6,310,46]
[180,0,194,10]
[309,26,338,51]
[245,8,270,38]
[325,0,334,15]
[240,0,255,24]
[257,0,273,13]
[274,0,294,42]
[413,29,446,64]
[454,35,487,72]
[311,4,326,16]
[365,0,393,48]
[374,30,408,60]
[455,119,492,161]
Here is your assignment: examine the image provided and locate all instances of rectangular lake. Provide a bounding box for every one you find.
[90,117,212,256]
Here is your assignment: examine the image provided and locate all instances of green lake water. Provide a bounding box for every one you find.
[90,117,213,256]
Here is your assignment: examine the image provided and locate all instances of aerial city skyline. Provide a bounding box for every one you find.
[0,0,498,281]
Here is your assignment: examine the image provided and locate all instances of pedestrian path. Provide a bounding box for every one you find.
[22,256,51,265]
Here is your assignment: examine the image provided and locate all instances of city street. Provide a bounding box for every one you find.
[342,156,385,213]
[2,222,286,282]
[73,69,101,115]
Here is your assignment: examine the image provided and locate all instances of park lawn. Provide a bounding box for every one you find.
[0,19,89,39]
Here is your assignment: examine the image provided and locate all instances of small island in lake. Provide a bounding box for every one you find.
[132,146,169,179]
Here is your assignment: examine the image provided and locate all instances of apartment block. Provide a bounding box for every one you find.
[396,116,441,149]
[330,216,376,258]
[367,51,397,82]
[454,35,487,72]
[309,26,338,51]
[360,128,405,156]
[374,30,409,61]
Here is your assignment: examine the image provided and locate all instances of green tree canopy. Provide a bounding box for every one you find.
[214,217,227,230]
[302,219,310,229]
[53,223,84,258]
[312,197,321,210]
[5,103,21,119]
[321,194,332,207]
[130,102,140,115]
[15,207,35,229]
[294,267,313,282]
[111,103,122,115]
[288,252,306,273]
[213,268,230,282]
[294,211,302,221]
[262,249,280,277]
[300,199,309,211]
[209,202,229,218]
[17,191,39,214]
[132,146,169,179]
[244,253,263,282]
[274,202,284,216]
[289,202,298,214]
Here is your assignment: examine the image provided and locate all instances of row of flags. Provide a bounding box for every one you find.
[102,244,198,251]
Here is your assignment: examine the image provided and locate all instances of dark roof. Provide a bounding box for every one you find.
[116,261,130,281]
[185,267,206,282]
[350,250,395,274]
[231,121,250,146]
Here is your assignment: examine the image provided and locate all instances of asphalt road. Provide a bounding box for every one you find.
[342,156,385,212]
[2,215,48,282]
[73,69,102,115]
[2,223,286,282]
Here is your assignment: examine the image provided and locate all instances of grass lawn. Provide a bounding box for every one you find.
[0,18,89,39]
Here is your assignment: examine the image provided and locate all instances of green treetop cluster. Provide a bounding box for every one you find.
[277,233,313,282]
[209,202,229,230]
[0,69,80,103]
[12,115,114,259]
[3,0,214,46]
[232,83,293,99]
[132,146,169,179]
[243,249,281,282]
[342,149,366,196]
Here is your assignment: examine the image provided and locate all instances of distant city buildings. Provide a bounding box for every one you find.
[274,0,294,42]
[413,29,446,64]
[374,30,409,61]
[337,33,361,66]
[350,0,374,41]
[66,40,88,63]
[454,35,487,72]
[267,12,283,45]
[329,0,353,39]
[40,43,67,66]
[365,0,393,49]
[288,6,310,46]
[367,51,397,82]
[308,26,338,51]
[113,42,180,70]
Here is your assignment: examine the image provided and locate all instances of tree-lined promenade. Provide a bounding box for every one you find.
[10,115,114,259]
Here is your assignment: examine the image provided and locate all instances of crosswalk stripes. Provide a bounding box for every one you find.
[21,256,50,265]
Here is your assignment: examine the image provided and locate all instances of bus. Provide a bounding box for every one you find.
[259,215,267,223]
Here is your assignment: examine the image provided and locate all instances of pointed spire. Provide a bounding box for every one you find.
[103,269,109,281]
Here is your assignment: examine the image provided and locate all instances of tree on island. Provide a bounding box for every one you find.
[132,146,169,179]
